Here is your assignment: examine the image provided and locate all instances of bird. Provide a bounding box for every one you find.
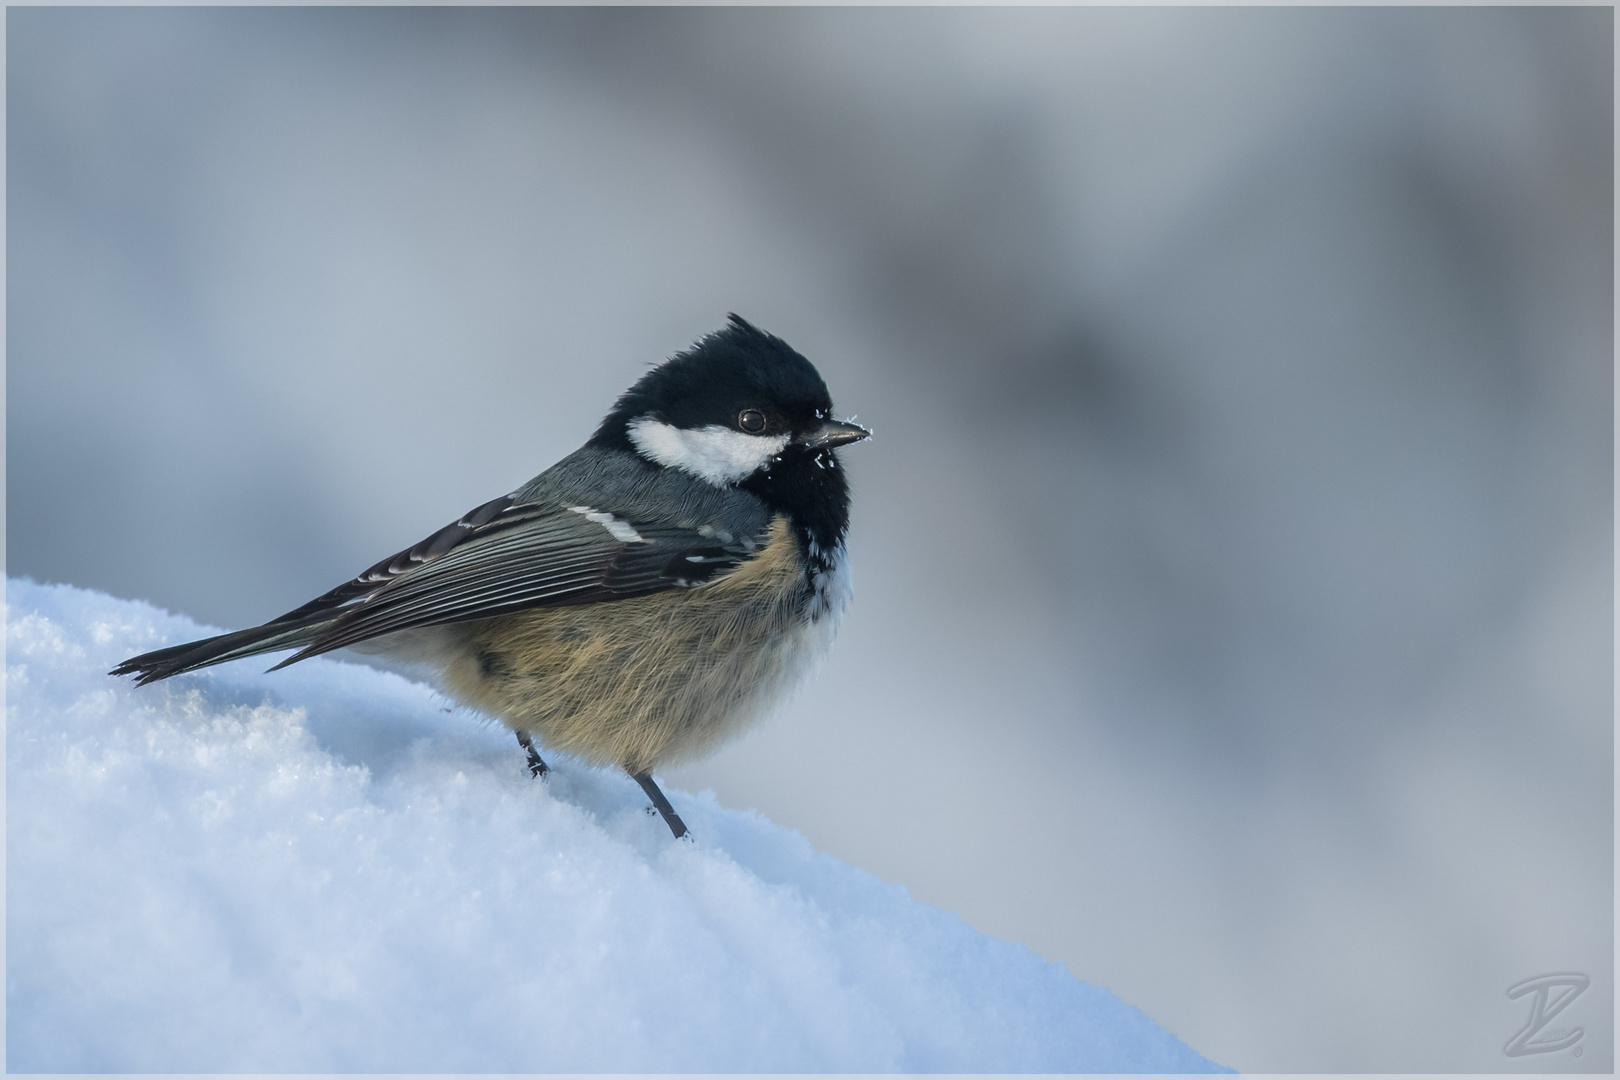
[112,315,870,839]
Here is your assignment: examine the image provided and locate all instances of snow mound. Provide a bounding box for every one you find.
[6,578,1224,1073]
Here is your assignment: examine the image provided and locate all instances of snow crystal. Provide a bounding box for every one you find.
[6,577,1225,1073]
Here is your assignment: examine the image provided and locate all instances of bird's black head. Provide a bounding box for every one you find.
[590,315,869,560]
[593,315,840,449]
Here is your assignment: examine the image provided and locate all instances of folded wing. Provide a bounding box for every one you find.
[111,492,770,684]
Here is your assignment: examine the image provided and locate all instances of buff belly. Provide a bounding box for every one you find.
[425,517,839,772]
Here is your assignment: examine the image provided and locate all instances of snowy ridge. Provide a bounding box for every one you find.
[5,578,1224,1073]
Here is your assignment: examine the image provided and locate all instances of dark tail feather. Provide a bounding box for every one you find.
[109,612,339,686]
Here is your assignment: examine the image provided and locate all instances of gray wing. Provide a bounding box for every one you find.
[273,499,770,664]
[268,447,776,665]
[111,446,774,684]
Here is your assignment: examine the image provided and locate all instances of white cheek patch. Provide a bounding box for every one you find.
[627,416,790,486]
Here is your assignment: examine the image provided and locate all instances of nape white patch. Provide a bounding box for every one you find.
[628,416,789,486]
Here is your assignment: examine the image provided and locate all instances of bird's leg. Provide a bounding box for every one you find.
[515,730,548,779]
[631,771,689,840]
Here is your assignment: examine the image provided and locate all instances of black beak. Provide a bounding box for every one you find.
[800,419,871,450]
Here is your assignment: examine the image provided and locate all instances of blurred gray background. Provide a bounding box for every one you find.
[7,7,1611,1072]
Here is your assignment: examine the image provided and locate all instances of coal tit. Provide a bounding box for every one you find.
[112,315,870,839]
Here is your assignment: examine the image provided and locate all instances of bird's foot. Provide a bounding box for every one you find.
[515,730,548,780]
[631,770,690,840]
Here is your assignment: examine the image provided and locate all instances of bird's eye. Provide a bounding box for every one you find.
[738,409,767,434]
